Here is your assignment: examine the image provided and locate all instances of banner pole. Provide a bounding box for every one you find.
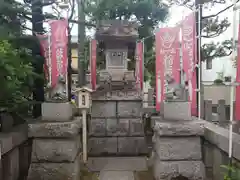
[197,5,201,120]
[229,0,238,162]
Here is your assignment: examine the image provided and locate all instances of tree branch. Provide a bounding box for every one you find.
[202,0,240,19]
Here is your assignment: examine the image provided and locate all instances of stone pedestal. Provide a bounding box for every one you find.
[88,91,149,156]
[163,101,191,120]
[27,102,82,180]
[152,118,205,180]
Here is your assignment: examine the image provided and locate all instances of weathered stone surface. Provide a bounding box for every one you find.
[155,137,202,160]
[19,141,32,179]
[118,137,148,155]
[129,118,144,136]
[0,124,28,155]
[88,137,117,155]
[89,118,106,136]
[28,118,81,138]
[92,90,141,101]
[99,171,134,180]
[87,157,148,171]
[153,159,205,180]
[107,119,129,136]
[118,102,142,117]
[91,101,116,117]
[153,120,205,136]
[204,121,240,161]
[27,158,80,180]
[31,137,80,162]
[2,147,19,180]
[163,102,191,120]
[42,102,73,121]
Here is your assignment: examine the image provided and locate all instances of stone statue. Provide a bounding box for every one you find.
[45,75,68,102]
[164,74,187,101]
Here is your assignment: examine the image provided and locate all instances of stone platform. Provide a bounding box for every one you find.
[152,117,206,180]
[27,102,82,180]
[89,91,149,156]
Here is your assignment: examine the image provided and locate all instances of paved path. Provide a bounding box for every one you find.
[84,157,152,180]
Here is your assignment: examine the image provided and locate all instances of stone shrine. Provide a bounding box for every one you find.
[88,20,149,156]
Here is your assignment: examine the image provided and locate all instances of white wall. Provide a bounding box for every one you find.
[201,57,236,84]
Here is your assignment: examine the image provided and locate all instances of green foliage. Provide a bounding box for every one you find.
[214,78,224,85]
[221,165,240,180]
[0,0,41,114]
[0,40,35,112]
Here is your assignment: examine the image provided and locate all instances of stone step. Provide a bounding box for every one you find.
[87,157,148,172]
[99,171,134,180]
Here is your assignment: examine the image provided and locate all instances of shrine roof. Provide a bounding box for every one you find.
[95,20,138,41]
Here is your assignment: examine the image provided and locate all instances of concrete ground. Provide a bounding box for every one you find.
[81,157,154,180]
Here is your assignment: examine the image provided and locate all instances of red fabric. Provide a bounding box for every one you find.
[235,24,240,120]
[155,27,180,111]
[90,39,97,90]
[49,19,68,87]
[181,12,197,116]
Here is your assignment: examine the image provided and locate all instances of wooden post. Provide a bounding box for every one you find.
[217,99,226,123]
[82,109,87,163]
[204,100,212,121]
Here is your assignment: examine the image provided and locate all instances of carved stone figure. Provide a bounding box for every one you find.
[45,75,68,102]
[164,75,187,101]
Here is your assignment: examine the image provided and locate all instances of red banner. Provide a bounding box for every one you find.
[235,24,240,120]
[136,41,144,91]
[49,19,68,87]
[155,27,180,111]
[37,34,50,82]
[181,13,197,116]
[90,39,97,90]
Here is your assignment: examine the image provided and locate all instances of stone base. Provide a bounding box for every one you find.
[152,119,205,180]
[163,101,191,120]
[88,137,149,156]
[153,158,205,180]
[154,136,202,160]
[27,158,80,180]
[41,102,73,121]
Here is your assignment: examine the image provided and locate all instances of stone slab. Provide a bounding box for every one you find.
[153,119,205,136]
[99,171,134,180]
[87,157,148,172]
[88,137,118,155]
[92,91,142,101]
[91,101,116,118]
[89,118,106,136]
[153,159,205,180]
[0,124,28,155]
[28,118,81,138]
[118,137,148,155]
[118,102,142,117]
[2,147,19,180]
[163,101,191,120]
[31,136,81,162]
[204,121,240,161]
[129,118,144,136]
[41,102,73,121]
[106,119,129,136]
[154,137,202,160]
[27,158,80,180]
